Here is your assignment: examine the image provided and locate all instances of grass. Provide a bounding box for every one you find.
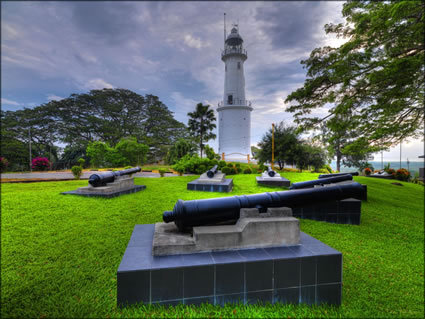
[1,172,424,318]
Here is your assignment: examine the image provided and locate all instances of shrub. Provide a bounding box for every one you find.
[323,164,333,174]
[243,168,252,174]
[387,168,396,175]
[364,167,372,176]
[258,163,266,172]
[235,163,241,168]
[124,166,133,169]
[227,163,234,168]
[158,169,166,177]
[229,167,237,175]
[210,159,219,166]
[0,157,9,173]
[221,167,231,175]
[218,160,226,168]
[77,158,85,168]
[196,165,207,175]
[71,165,83,180]
[32,157,50,171]
[395,168,410,181]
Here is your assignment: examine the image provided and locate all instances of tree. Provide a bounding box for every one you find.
[257,122,301,169]
[187,103,217,158]
[286,1,424,151]
[115,137,148,166]
[86,141,109,168]
[293,143,328,172]
[165,138,197,165]
[204,145,220,160]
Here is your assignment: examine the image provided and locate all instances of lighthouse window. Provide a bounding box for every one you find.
[237,62,241,69]
[227,95,233,104]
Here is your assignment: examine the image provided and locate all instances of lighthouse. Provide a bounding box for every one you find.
[217,24,253,160]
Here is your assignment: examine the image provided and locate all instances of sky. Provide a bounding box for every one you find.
[2,1,423,161]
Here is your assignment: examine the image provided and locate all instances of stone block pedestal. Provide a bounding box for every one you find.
[117,224,342,306]
[187,173,233,192]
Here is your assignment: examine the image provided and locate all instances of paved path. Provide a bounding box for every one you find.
[1,171,189,180]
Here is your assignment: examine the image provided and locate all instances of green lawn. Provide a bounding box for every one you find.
[1,173,424,318]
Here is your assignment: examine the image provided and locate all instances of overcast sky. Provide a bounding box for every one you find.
[2,1,423,161]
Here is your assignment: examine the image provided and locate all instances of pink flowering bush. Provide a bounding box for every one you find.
[32,157,50,171]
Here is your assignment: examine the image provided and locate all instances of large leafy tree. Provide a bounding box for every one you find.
[286,0,424,151]
[187,103,217,158]
[257,122,301,169]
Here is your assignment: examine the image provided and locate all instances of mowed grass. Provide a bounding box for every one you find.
[1,173,424,318]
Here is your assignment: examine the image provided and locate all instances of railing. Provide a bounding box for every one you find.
[218,100,252,107]
[221,47,248,57]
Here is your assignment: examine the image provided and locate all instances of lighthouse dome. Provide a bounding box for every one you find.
[225,27,243,46]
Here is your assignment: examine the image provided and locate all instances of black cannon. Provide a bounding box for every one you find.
[266,166,276,177]
[289,174,352,190]
[319,172,359,179]
[88,167,141,187]
[206,165,218,178]
[163,182,365,231]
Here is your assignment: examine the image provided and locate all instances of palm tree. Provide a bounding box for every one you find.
[187,103,216,158]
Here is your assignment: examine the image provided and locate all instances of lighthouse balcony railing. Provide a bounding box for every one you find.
[218,100,252,107]
[221,48,248,57]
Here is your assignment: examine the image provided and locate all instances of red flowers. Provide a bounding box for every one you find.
[32,157,50,171]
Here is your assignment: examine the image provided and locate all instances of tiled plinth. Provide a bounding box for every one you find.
[256,176,291,187]
[117,224,342,306]
[187,178,233,192]
[292,199,361,225]
[61,185,145,198]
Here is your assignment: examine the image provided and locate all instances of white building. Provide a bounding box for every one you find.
[217,25,253,160]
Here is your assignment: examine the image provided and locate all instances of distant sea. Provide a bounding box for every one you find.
[329,160,424,174]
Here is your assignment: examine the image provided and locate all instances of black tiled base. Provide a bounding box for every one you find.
[187,179,233,192]
[117,225,342,307]
[61,185,146,198]
[256,177,291,187]
[292,199,361,225]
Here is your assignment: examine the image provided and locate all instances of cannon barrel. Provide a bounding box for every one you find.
[289,174,352,190]
[163,182,365,231]
[206,165,218,178]
[88,167,141,187]
[319,172,359,179]
[266,166,276,177]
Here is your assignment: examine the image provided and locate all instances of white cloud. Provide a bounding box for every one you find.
[1,98,20,106]
[47,94,65,101]
[183,34,209,49]
[84,78,114,90]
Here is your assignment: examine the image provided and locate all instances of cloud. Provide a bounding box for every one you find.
[84,78,114,90]
[184,34,209,49]
[47,94,65,101]
[1,98,20,106]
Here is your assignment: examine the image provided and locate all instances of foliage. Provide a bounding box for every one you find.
[285,0,424,151]
[1,175,424,318]
[71,165,83,180]
[218,160,226,169]
[395,168,411,181]
[235,163,241,169]
[187,103,217,158]
[243,167,252,174]
[323,164,333,174]
[221,166,231,175]
[158,169,167,177]
[31,157,50,171]
[171,155,213,174]
[293,143,328,172]
[77,158,85,168]
[257,122,301,169]
[0,157,9,173]
[364,167,372,176]
[165,138,197,165]
[115,137,148,166]
[358,161,374,173]
[204,144,220,160]
[86,141,109,168]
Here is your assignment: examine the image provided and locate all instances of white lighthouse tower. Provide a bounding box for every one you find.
[217,23,253,160]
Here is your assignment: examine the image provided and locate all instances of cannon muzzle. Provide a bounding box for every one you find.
[289,174,352,190]
[163,182,365,231]
[206,165,218,178]
[88,167,141,187]
[319,172,359,179]
[266,166,276,177]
